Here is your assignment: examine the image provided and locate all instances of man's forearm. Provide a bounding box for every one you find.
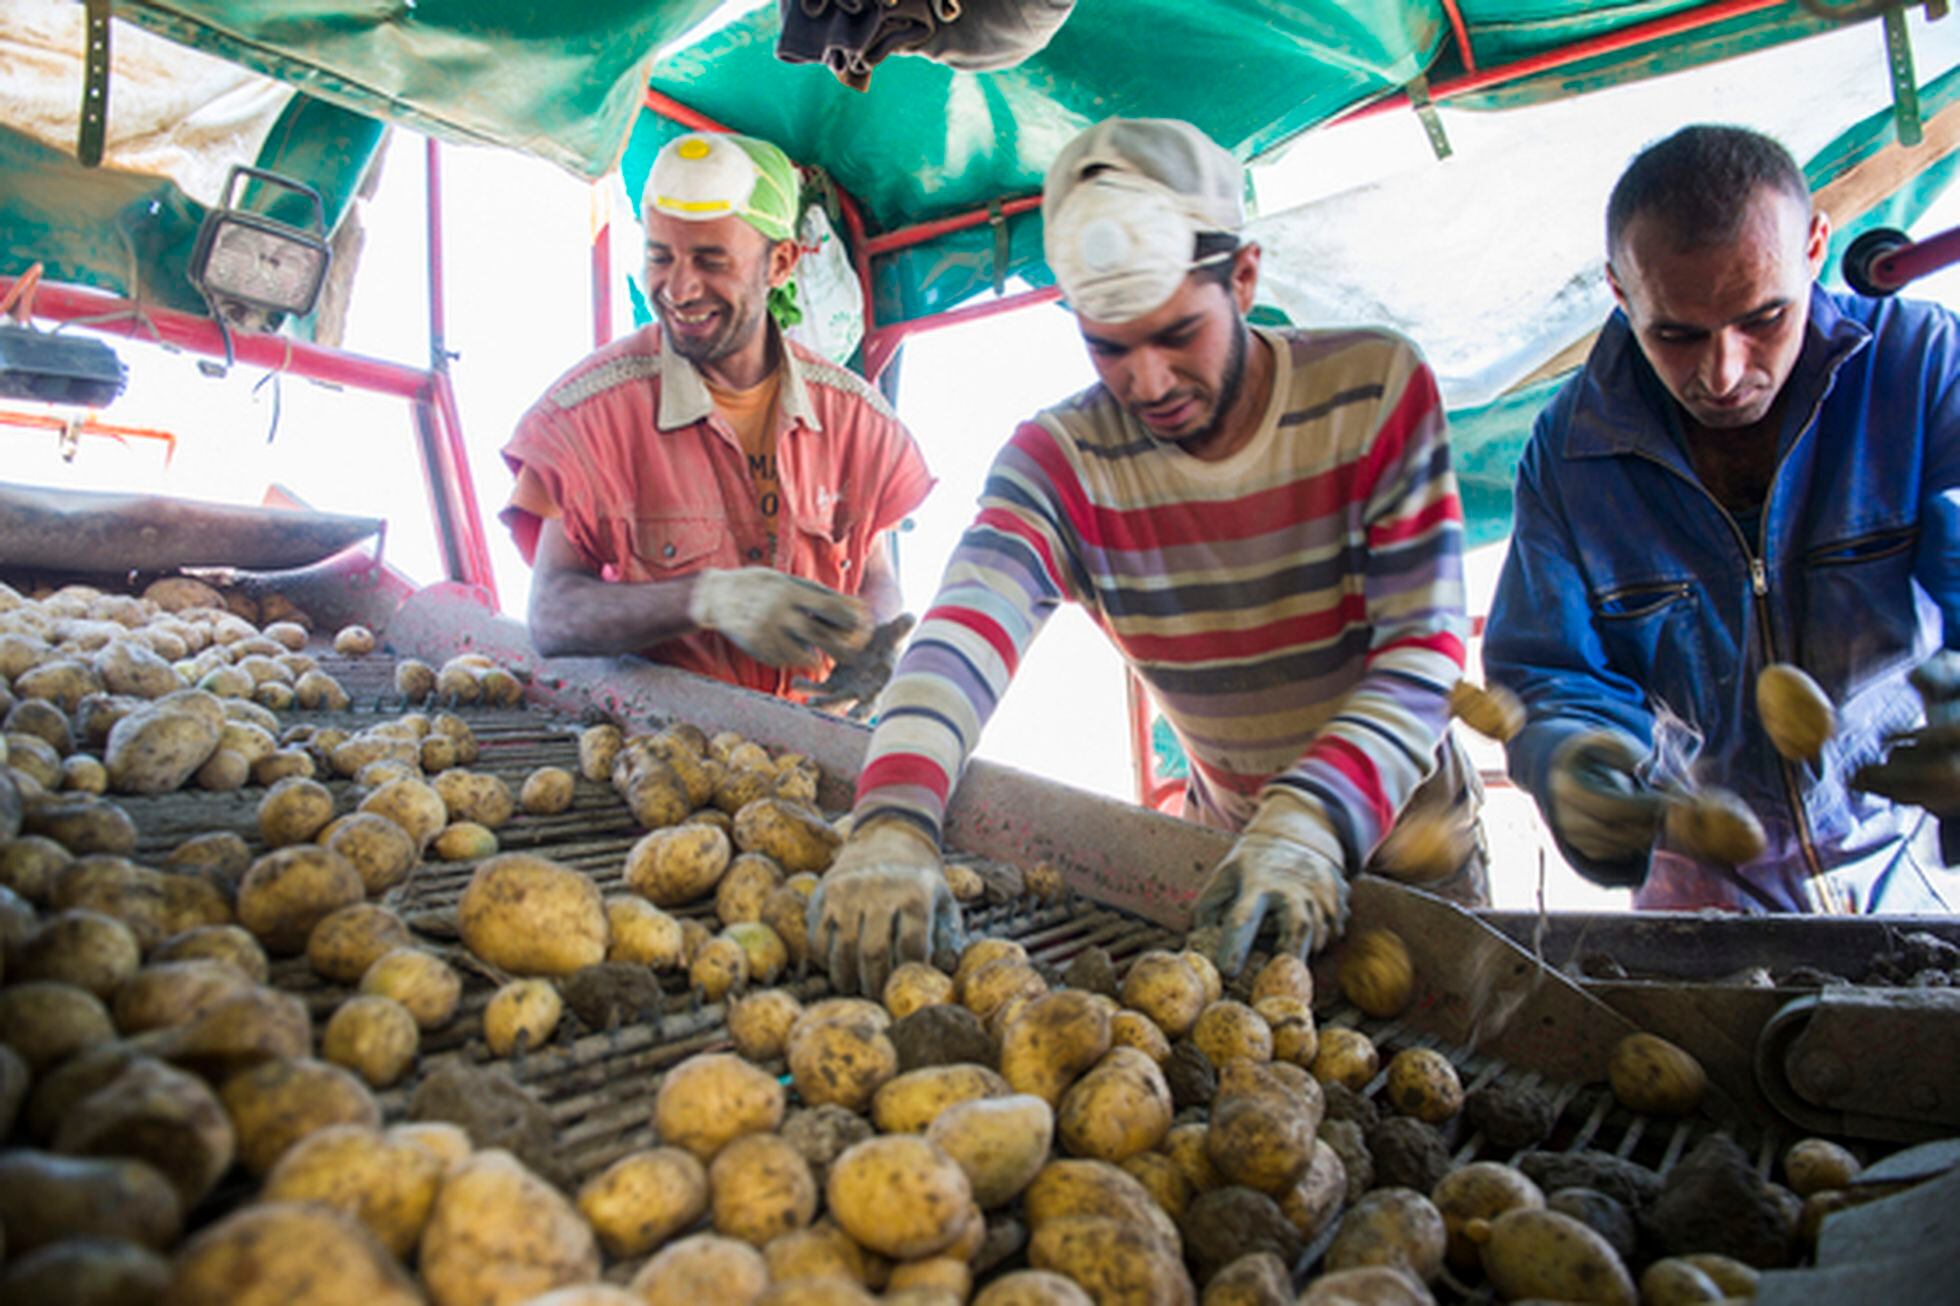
[528,570,699,658]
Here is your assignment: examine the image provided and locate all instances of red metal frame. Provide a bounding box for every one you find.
[591,185,614,349]
[1872,223,1960,289]
[1438,0,1479,72]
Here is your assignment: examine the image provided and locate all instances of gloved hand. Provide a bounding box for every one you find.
[687,567,872,669]
[1193,788,1351,977]
[1548,729,1665,864]
[807,818,964,997]
[795,613,916,720]
[1854,650,1960,808]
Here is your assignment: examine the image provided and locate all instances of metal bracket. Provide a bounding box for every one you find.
[1407,75,1453,161]
[1756,988,1960,1140]
[1884,6,1926,146]
[78,0,112,167]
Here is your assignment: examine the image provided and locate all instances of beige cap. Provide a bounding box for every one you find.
[1042,117,1245,323]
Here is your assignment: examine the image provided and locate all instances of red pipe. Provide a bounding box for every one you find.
[1438,0,1478,72]
[860,283,1062,380]
[0,277,429,398]
[1872,225,1960,289]
[427,367,499,606]
[643,87,734,135]
[424,139,448,360]
[865,196,1043,257]
[1333,0,1785,125]
[591,210,614,349]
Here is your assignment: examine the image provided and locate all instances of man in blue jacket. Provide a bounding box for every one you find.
[1485,124,1960,913]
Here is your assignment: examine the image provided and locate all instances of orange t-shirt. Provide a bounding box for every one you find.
[501,326,934,698]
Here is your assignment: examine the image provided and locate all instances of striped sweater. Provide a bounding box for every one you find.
[855,327,1468,872]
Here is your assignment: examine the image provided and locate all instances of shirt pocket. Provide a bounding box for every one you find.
[1800,523,1920,701]
[620,515,727,577]
[1590,578,1702,712]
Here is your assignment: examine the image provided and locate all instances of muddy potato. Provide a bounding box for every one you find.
[395,658,437,701]
[1162,1123,1223,1196]
[1296,1267,1436,1305]
[220,1055,381,1175]
[0,832,71,902]
[17,659,104,713]
[360,947,461,1030]
[16,908,141,997]
[322,994,419,1088]
[733,796,842,874]
[1107,1007,1173,1064]
[485,978,563,1056]
[962,956,1050,1025]
[1000,988,1114,1106]
[24,794,139,857]
[163,1202,420,1306]
[1638,1258,1727,1304]
[621,758,691,829]
[630,1233,769,1305]
[0,1150,182,1255]
[307,902,413,983]
[436,769,516,830]
[321,812,419,896]
[159,828,248,884]
[626,822,733,907]
[691,933,751,1000]
[332,733,420,779]
[263,1123,446,1257]
[954,937,1028,992]
[656,1052,787,1162]
[520,765,577,815]
[45,855,164,946]
[191,747,248,790]
[1338,929,1415,1019]
[1385,1048,1463,1124]
[717,851,785,925]
[1432,1161,1544,1274]
[882,960,955,1021]
[1607,1033,1706,1116]
[216,719,278,768]
[1250,952,1314,1006]
[826,1134,973,1260]
[1121,951,1210,1039]
[111,959,256,1035]
[459,853,610,976]
[1192,999,1274,1068]
[1326,1188,1448,1286]
[578,724,623,782]
[237,844,365,955]
[358,775,448,851]
[728,988,804,1061]
[258,776,336,848]
[1254,995,1318,1067]
[973,1271,1094,1306]
[1057,1047,1175,1164]
[1279,1139,1348,1243]
[1783,1137,1860,1196]
[434,820,499,861]
[153,923,269,982]
[60,752,108,793]
[103,703,221,794]
[1757,662,1836,763]
[419,1148,600,1305]
[788,1004,900,1112]
[8,699,74,755]
[1312,1026,1381,1091]
[1468,1207,1636,1306]
[1117,1151,1194,1222]
[1207,1088,1320,1197]
[1664,787,1766,866]
[577,1147,709,1258]
[871,1063,1012,1134]
[926,1092,1054,1210]
[332,624,376,657]
[1028,1215,1194,1305]
[711,1132,820,1246]
[606,895,686,968]
[55,1057,235,1207]
[1,1233,169,1306]
[0,979,116,1070]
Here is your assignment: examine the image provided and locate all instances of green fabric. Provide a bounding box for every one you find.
[723,135,800,244]
[1816,62,1960,289]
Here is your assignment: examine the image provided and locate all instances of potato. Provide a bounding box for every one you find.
[322,994,419,1087]
[1101,1009,1169,1066]
[521,766,577,815]
[220,1055,381,1175]
[917,1091,1052,1210]
[710,1132,820,1246]
[163,1201,421,1306]
[733,797,841,873]
[626,822,734,906]
[0,1234,169,1305]
[788,1004,900,1112]
[103,704,220,794]
[23,795,138,857]
[1279,1139,1347,1243]
[60,753,108,793]
[578,724,623,782]
[1296,1267,1436,1305]
[263,1123,446,1256]
[321,812,419,895]
[160,831,250,889]
[0,979,116,1071]
[1680,1253,1759,1296]
[1338,929,1414,1018]
[216,719,278,767]
[1327,1188,1447,1285]
[1121,951,1209,1038]
[333,625,376,656]
[0,832,70,902]
[1192,999,1274,1067]
[307,902,413,982]
[570,1146,710,1259]
[999,988,1113,1106]
[485,978,563,1056]
[389,1118,472,1170]
[111,958,255,1034]
[1432,1161,1544,1273]
[434,820,500,861]
[256,777,335,848]
[9,699,74,755]
[236,845,365,955]
[360,947,461,1030]
[189,747,246,790]
[0,1150,182,1254]
[871,1063,1012,1134]
[358,775,448,851]
[629,1233,769,1305]
[1783,1137,1860,1196]
[1756,662,1835,763]
[1119,1150,1195,1221]
[1057,1047,1175,1164]
[1312,1026,1381,1091]
[153,923,269,982]
[54,1057,234,1207]
[973,1271,1094,1306]
[123,984,311,1082]
[962,956,1049,1025]
[1249,953,1314,1006]
[1664,787,1766,865]
[1162,1123,1223,1196]
[878,960,954,1021]
[656,1052,787,1162]
[459,853,609,976]
[717,851,785,925]
[15,908,141,997]
[1607,1033,1706,1116]
[1028,1216,1195,1304]
[332,732,420,779]
[435,769,516,829]
[724,920,788,985]
[395,658,437,700]
[1638,1258,1727,1304]
[1385,1048,1463,1123]
[1254,994,1318,1067]
[762,1223,876,1288]
[421,1149,600,1306]
[689,933,750,1000]
[826,1134,972,1259]
[294,668,351,710]
[17,659,103,712]
[716,992,797,1065]
[1207,1087,1320,1196]
[888,1256,973,1299]
[1468,1207,1635,1306]
[606,895,686,968]
[621,759,691,829]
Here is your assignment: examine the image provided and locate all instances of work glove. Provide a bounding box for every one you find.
[1854,650,1960,859]
[808,818,964,997]
[1547,729,1665,864]
[795,613,916,720]
[1193,788,1351,978]
[687,567,872,669]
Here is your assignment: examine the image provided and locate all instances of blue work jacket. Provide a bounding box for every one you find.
[1485,286,1960,913]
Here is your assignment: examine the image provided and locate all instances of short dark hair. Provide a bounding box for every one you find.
[1606,125,1811,259]
[1191,230,1241,291]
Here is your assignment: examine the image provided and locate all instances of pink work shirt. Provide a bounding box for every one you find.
[501,324,934,696]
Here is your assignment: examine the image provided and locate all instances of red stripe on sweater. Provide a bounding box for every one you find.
[1368,493,1462,546]
[1116,593,1370,662]
[1372,630,1466,665]
[1309,735,1395,831]
[856,754,951,804]
[1354,367,1439,504]
[923,603,1020,675]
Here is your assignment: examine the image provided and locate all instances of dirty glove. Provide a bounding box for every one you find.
[687,567,872,669]
[1855,650,1960,860]
[1194,788,1351,977]
[1548,729,1665,865]
[795,613,916,720]
[808,818,964,997]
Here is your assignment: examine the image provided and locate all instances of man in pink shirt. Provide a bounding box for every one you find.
[502,132,933,704]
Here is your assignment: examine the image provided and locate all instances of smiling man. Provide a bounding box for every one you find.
[502,132,931,706]
[810,116,1483,995]
[1485,124,1960,913]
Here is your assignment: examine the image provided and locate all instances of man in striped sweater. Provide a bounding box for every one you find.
[811,117,1481,993]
